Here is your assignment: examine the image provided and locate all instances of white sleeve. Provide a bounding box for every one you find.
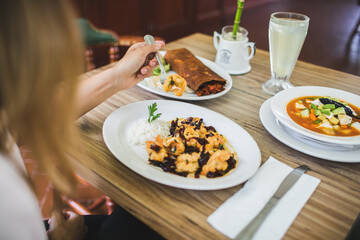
[0,151,48,240]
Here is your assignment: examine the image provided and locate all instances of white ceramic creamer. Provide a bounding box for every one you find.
[213,26,255,75]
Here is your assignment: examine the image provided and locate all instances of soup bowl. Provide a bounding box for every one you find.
[271,86,360,146]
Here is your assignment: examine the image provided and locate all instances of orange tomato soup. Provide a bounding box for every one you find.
[286,96,360,137]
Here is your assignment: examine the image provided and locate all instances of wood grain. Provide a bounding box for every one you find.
[76,33,360,240]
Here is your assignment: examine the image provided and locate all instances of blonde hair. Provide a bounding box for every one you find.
[0,0,84,195]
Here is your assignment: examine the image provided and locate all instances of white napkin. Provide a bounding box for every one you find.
[207,156,320,240]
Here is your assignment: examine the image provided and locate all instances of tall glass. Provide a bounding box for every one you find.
[262,12,309,95]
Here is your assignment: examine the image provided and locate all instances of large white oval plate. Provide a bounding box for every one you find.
[137,51,232,101]
[271,86,360,146]
[103,100,261,190]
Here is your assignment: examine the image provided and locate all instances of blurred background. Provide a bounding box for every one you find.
[72,0,360,76]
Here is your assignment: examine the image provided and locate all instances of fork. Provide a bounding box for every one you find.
[144,34,167,83]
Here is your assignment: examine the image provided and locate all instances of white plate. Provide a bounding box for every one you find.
[137,51,232,101]
[271,86,360,145]
[103,100,261,190]
[261,98,360,162]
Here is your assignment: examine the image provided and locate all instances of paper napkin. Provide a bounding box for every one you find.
[207,156,320,240]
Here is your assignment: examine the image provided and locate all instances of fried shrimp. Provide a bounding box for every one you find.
[183,126,200,139]
[207,134,224,147]
[186,138,203,152]
[163,74,187,96]
[201,150,231,175]
[146,141,168,162]
[161,136,185,155]
[205,133,224,154]
[198,125,208,138]
[147,117,237,178]
[176,152,200,173]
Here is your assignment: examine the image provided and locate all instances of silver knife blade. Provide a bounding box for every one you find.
[273,165,308,199]
[234,164,309,240]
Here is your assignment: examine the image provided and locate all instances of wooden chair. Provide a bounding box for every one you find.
[64,175,117,215]
[19,145,115,217]
[78,18,164,71]
[349,0,360,40]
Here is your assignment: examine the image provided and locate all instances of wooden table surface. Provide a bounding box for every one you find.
[76,33,360,240]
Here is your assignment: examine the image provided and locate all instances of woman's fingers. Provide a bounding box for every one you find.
[140,67,148,75]
[66,211,87,233]
[138,65,156,79]
[130,40,164,51]
[154,40,165,48]
[140,66,154,76]
[128,42,147,51]
[66,211,80,220]
[112,39,165,91]
[136,52,160,77]
[149,58,158,67]
[51,210,65,224]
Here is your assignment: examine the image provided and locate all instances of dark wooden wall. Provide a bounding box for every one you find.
[72,0,360,75]
[71,0,277,41]
[72,0,240,43]
[71,0,275,68]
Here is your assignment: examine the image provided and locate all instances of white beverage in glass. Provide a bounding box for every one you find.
[263,12,309,95]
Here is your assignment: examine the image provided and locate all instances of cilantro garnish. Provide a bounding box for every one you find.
[148,102,161,123]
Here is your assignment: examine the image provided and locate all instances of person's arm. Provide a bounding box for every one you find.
[76,41,164,116]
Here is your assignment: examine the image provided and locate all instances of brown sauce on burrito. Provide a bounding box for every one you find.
[164,48,227,96]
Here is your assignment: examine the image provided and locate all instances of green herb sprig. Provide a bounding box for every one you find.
[148,103,161,123]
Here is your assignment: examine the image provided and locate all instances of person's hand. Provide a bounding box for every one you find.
[47,210,88,240]
[112,40,165,90]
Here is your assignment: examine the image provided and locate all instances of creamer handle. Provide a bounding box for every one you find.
[213,31,221,50]
[246,42,256,60]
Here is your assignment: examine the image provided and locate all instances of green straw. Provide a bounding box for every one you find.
[232,0,245,40]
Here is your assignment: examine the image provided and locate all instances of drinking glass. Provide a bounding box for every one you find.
[262,12,309,95]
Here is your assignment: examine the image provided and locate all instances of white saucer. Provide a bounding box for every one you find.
[227,65,251,75]
[278,121,360,151]
[260,98,360,163]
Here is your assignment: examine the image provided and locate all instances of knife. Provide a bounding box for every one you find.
[234,165,309,240]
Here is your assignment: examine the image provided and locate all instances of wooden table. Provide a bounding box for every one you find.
[77,33,360,240]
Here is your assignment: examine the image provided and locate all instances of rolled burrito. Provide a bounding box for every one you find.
[164,48,226,96]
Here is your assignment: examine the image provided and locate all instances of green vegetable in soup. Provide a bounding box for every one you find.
[323,104,335,110]
[332,107,345,115]
[321,109,331,116]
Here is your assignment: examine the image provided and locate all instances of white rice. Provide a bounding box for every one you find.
[128,118,170,146]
